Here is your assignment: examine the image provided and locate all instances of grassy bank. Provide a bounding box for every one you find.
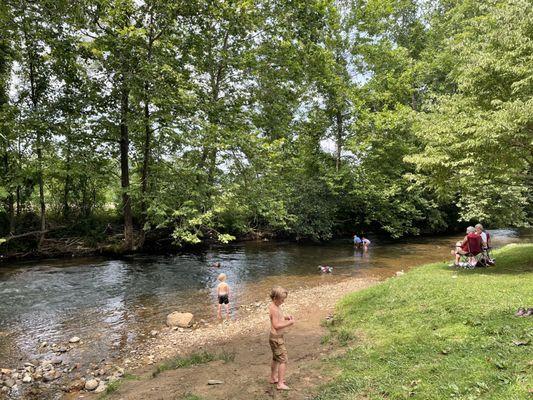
[319,244,533,400]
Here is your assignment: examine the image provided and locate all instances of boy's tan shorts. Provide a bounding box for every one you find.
[269,334,288,363]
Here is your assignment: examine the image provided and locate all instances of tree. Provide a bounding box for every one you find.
[0,1,15,235]
[10,0,56,243]
[406,0,532,225]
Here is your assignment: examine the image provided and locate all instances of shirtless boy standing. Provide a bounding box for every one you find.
[268,286,294,390]
[216,273,230,320]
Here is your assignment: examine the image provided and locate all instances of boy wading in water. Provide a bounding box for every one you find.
[217,273,231,320]
[268,286,294,390]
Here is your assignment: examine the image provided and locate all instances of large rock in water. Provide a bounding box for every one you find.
[166,312,194,328]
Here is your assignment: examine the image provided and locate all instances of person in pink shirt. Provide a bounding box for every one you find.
[451,226,482,267]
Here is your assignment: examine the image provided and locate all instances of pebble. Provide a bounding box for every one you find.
[43,370,62,382]
[66,379,85,392]
[4,378,15,388]
[22,374,32,383]
[69,336,81,343]
[207,379,224,385]
[94,381,107,393]
[84,379,99,391]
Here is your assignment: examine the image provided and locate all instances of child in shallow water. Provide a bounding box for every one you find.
[318,265,333,273]
[216,273,231,320]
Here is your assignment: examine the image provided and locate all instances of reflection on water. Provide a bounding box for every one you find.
[0,229,531,368]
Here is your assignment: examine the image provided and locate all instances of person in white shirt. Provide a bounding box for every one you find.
[475,224,488,248]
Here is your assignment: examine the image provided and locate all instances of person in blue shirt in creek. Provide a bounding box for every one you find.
[353,233,362,248]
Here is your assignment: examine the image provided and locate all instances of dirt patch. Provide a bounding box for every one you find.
[69,278,378,400]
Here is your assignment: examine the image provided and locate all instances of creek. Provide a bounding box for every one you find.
[0,229,531,372]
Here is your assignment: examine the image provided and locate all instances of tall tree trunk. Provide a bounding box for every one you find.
[27,36,46,244]
[140,36,154,229]
[138,80,151,249]
[2,150,15,234]
[7,193,14,234]
[16,137,21,216]
[335,111,343,172]
[0,29,12,234]
[120,81,134,251]
[202,29,229,186]
[36,133,45,236]
[16,185,20,217]
[81,176,89,217]
[63,142,71,219]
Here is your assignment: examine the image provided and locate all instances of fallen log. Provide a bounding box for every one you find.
[1,227,66,243]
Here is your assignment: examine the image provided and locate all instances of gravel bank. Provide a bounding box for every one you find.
[124,276,379,369]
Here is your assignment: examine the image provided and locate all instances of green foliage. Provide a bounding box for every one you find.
[0,0,529,251]
[316,244,533,399]
[406,0,533,226]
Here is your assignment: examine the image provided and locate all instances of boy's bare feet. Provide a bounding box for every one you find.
[276,382,290,390]
[269,379,278,384]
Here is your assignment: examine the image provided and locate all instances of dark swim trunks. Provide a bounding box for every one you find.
[218,294,229,304]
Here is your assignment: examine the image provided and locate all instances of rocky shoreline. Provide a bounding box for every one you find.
[0,277,379,399]
[123,278,378,369]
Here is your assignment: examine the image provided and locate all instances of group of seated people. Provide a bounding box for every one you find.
[451,223,495,268]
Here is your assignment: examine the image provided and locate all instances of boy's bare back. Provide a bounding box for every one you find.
[217,281,229,295]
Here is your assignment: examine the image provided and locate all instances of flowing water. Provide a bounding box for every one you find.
[0,229,531,371]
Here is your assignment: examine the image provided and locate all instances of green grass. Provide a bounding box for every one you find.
[152,350,235,378]
[180,395,204,400]
[98,374,139,399]
[317,243,533,400]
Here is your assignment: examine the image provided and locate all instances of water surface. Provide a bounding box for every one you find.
[0,229,530,369]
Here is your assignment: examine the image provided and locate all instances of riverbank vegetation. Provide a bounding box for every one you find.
[1,0,531,257]
[152,350,235,378]
[319,244,533,399]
